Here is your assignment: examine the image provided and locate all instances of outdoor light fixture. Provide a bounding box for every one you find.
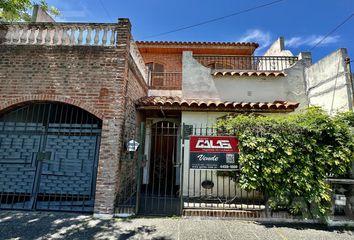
[126,140,140,152]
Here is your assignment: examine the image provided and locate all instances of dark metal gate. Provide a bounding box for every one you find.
[0,102,101,212]
[138,121,181,216]
[182,125,265,211]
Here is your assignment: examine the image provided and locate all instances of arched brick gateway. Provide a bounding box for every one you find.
[0,95,104,120]
[0,101,102,212]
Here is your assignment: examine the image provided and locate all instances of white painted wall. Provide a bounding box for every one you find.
[306,48,353,114]
[148,89,182,97]
[182,51,308,109]
[261,37,295,71]
[182,111,226,126]
[181,111,263,200]
[213,76,286,102]
[263,37,293,57]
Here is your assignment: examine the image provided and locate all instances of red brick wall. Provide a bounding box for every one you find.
[139,53,182,89]
[0,19,148,215]
[0,46,120,118]
[140,53,182,72]
[114,56,147,212]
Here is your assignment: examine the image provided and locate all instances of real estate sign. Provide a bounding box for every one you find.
[189,136,239,170]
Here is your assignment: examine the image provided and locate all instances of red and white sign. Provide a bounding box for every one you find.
[189,136,239,153]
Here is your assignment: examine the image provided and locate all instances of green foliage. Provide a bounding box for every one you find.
[335,111,354,127]
[216,108,354,219]
[0,0,59,22]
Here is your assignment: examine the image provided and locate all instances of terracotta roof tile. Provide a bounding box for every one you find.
[136,96,299,112]
[212,71,287,77]
[136,41,259,48]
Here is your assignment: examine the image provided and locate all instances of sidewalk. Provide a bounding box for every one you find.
[0,211,353,240]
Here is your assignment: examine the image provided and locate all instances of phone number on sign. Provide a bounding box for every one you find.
[219,165,238,169]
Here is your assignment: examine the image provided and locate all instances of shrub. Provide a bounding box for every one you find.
[216,108,354,219]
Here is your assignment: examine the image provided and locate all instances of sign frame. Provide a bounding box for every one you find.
[189,135,240,170]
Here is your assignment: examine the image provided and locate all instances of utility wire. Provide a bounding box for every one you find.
[98,0,114,22]
[309,12,354,51]
[142,0,285,39]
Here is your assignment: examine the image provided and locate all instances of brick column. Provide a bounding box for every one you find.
[93,18,132,218]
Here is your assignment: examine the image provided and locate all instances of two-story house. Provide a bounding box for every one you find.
[0,18,352,218]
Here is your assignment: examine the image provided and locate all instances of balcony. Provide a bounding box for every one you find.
[1,22,118,46]
[193,55,298,72]
[0,21,149,83]
[149,72,182,90]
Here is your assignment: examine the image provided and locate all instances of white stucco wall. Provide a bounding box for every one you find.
[148,89,182,97]
[181,111,263,200]
[213,76,286,102]
[263,37,293,57]
[305,48,353,114]
[182,51,309,110]
[182,111,226,126]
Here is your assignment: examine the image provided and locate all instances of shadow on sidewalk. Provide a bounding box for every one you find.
[255,221,354,233]
[0,211,172,240]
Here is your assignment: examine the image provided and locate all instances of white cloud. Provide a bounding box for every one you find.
[238,29,272,50]
[236,29,341,55]
[285,35,340,48]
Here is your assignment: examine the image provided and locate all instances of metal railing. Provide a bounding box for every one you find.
[1,22,117,46]
[194,55,298,71]
[149,72,182,90]
[0,102,102,213]
[182,125,265,211]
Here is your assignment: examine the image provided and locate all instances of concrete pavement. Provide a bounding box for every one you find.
[0,211,353,240]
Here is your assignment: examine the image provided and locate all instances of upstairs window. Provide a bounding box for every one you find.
[146,62,164,73]
[146,63,165,87]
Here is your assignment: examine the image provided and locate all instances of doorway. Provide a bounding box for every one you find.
[139,120,181,215]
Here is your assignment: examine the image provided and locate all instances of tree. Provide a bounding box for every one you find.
[0,0,59,22]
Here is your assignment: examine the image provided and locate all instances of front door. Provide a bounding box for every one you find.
[139,121,181,215]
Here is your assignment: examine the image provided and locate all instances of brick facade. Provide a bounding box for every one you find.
[139,53,182,72]
[0,19,147,215]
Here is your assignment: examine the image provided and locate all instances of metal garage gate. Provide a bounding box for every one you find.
[0,102,101,212]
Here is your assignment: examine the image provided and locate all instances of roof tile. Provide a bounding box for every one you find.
[212,71,287,77]
[136,41,259,48]
[136,96,299,112]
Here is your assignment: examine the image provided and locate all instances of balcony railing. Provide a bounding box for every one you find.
[149,72,182,90]
[1,22,117,46]
[194,55,298,72]
[0,22,151,84]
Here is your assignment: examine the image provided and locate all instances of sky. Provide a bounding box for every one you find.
[46,0,353,62]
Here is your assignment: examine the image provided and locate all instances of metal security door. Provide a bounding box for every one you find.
[139,121,181,215]
[0,103,101,212]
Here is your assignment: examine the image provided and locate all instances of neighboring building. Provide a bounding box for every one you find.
[31,5,56,23]
[0,19,352,218]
